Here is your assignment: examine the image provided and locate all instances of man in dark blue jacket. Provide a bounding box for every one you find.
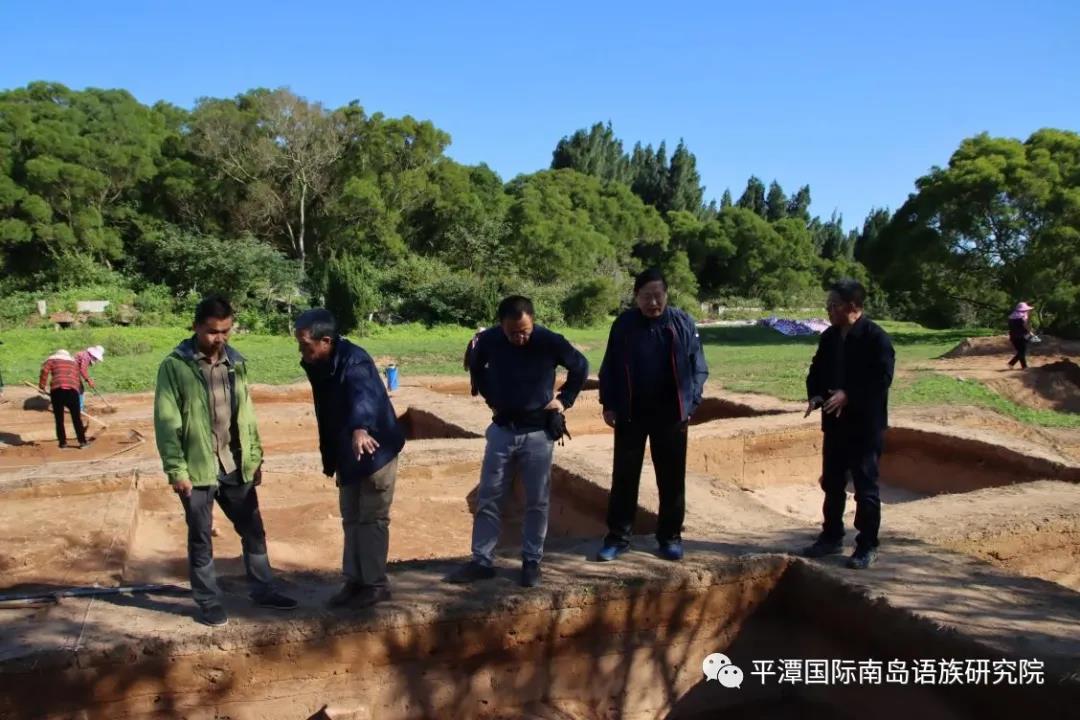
[596,268,709,562]
[446,296,588,588]
[803,279,895,569]
[295,308,406,607]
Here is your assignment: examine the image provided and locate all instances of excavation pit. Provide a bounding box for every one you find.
[0,553,1074,719]
[0,455,641,596]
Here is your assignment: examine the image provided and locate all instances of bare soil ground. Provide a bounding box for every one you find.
[1,369,1079,718]
[923,334,1080,413]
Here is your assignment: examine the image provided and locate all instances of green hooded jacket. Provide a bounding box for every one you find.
[153,338,263,486]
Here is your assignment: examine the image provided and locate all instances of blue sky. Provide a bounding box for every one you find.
[2,1,1077,228]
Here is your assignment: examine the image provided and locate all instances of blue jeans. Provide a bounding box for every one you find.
[471,423,554,566]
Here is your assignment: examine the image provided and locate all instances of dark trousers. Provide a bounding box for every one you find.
[50,388,86,446]
[1008,336,1028,369]
[820,429,882,549]
[605,417,687,545]
[179,479,275,608]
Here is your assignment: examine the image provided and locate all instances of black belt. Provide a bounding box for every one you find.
[493,409,548,430]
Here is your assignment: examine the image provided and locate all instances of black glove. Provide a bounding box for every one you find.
[545,410,572,445]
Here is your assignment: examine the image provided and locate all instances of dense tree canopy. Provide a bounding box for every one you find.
[2,82,1076,333]
[865,129,1080,332]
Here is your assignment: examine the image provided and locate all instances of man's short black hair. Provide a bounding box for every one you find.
[634,267,668,293]
[294,308,338,340]
[194,295,234,326]
[830,279,867,308]
[497,296,534,322]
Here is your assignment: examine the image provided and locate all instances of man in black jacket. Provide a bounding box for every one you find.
[803,280,895,569]
[295,308,406,607]
[595,268,709,562]
[446,296,588,588]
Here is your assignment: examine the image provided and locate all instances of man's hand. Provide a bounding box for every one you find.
[172,479,193,498]
[805,396,823,418]
[353,428,380,458]
[823,389,848,418]
[545,398,565,413]
[603,410,617,428]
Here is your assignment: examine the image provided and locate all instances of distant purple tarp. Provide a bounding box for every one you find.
[758,316,830,336]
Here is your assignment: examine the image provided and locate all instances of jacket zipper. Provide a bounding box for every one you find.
[667,326,686,421]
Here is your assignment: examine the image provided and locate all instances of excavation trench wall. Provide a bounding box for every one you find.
[1,557,1073,719]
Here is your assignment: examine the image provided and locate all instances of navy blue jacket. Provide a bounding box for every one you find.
[469,325,588,420]
[599,307,709,423]
[302,337,405,483]
[806,316,895,439]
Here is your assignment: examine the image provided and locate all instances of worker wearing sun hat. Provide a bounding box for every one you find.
[74,345,105,410]
[1007,302,1034,370]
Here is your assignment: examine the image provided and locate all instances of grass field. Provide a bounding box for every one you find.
[2,320,1077,428]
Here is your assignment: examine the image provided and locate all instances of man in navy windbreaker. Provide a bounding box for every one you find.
[596,268,709,562]
[295,308,405,609]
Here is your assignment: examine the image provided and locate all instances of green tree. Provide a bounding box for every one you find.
[562,277,620,327]
[785,185,812,222]
[189,88,346,268]
[629,141,669,208]
[665,140,704,214]
[736,176,767,217]
[0,82,168,280]
[551,121,631,185]
[811,211,846,260]
[324,253,383,334]
[765,181,788,222]
[853,207,891,262]
[136,226,300,306]
[872,130,1080,329]
[504,169,668,282]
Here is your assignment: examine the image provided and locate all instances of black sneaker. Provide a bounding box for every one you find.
[847,547,878,570]
[254,591,298,611]
[77,440,92,450]
[199,604,229,627]
[445,561,496,584]
[326,581,362,608]
[521,560,541,588]
[352,585,391,609]
[802,538,844,558]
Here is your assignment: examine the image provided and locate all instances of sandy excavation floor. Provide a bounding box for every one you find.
[1,358,1078,597]
[1,338,1080,718]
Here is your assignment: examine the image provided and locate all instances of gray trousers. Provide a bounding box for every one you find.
[179,478,275,608]
[338,457,398,588]
[471,423,554,566]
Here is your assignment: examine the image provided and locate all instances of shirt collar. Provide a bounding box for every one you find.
[194,349,231,365]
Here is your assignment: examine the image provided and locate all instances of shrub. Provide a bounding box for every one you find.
[561,277,620,328]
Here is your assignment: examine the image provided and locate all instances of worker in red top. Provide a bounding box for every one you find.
[38,349,90,449]
[74,345,105,410]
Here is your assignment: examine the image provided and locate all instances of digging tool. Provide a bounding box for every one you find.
[0,583,187,604]
[88,386,117,414]
[88,383,118,414]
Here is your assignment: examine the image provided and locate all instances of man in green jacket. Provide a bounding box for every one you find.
[154,295,297,626]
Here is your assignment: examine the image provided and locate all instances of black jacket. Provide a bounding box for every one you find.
[469,325,588,422]
[806,316,895,437]
[598,307,709,423]
[302,337,405,483]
